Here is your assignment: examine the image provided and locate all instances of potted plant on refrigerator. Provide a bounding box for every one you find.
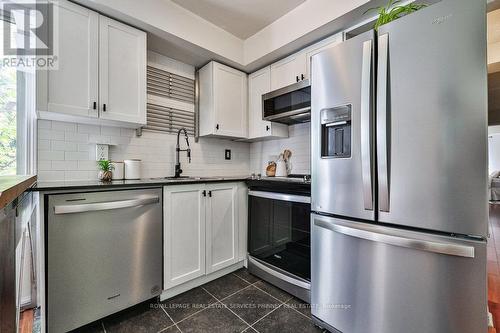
[367,0,427,31]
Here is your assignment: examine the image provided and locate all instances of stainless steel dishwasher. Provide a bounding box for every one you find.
[47,188,163,333]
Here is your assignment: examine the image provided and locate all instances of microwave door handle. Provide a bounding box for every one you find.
[360,39,373,211]
[377,33,390,212]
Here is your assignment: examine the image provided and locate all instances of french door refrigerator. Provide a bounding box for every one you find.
[310,0,488,332]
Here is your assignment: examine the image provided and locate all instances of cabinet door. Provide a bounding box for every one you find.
[305,33,342,81]
[206,184,238,273]
[248,67,288,139]
[270,52,307,91]
[164,185,206,289]
[99,16,146,125]
[46,0,98,117]
[213,63,248,137]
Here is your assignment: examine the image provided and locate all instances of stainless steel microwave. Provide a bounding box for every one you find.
[262,80,311,125]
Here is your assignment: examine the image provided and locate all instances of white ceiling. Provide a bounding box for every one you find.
[170,0,306,39]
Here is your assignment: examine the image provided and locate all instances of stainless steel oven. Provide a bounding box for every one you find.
[247,179,311,301]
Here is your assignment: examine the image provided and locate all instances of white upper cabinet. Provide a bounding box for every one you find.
[199,61,248,139]
[99,16,146,125]
[206,183,239,274]
[45,1,99,118]
[270,52,307,91]
[305,33,343,81]
[248,67,288,140]
[37,0,146,127]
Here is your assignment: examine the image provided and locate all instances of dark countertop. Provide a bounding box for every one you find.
[30,176,250,192]
[0,175,37,209]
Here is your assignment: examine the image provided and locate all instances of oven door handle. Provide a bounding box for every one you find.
[248,190,310,204]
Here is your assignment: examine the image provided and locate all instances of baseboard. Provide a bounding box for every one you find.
[160,261,244,301]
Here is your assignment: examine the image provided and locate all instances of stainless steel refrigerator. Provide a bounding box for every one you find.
[310,0,488,332]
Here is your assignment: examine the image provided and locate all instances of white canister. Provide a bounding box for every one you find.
[124,159,141,179]
[275,154,287,177]
[111,161,124,180]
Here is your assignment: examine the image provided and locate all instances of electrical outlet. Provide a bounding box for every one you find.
[225,149,231,160]
[96,144,109,161]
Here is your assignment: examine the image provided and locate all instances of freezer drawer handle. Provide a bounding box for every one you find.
[248,190,310,204]
[54,196,160,215]
[360,39,374,211]
[314,219,475,258]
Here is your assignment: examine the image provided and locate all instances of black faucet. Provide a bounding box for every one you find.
[175,128,191,178]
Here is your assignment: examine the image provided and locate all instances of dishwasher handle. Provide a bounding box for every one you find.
[54,196,160,215]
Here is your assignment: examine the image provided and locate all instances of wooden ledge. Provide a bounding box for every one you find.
[0,175,37,210]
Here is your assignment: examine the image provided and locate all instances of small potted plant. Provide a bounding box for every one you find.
[97,160,114,182]
[367,0,427,31]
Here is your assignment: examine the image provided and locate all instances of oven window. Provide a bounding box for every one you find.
[248,196,311,280]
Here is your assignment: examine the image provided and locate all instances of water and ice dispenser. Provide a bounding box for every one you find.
[321,105,351,158]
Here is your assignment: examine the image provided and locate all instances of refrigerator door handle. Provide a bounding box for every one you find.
[377,33,390,212]
[313,217,475,258]
[361,39,373,211]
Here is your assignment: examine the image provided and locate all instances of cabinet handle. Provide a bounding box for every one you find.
[208,190,212,197]
[216,124,219,130]
[301,74,305,80]
[93,101,97,110]
[296,75,299,82]
[266,125,270,131]
[202,190,206,197]
[103,104,107,112]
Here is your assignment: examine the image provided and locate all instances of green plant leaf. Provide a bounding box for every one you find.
[371,0,428,31]
[97,159,113,171]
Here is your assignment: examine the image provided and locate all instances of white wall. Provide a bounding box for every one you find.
[37,120,250,181]
[77,0,368,70]
[76,0,244,64]
[250,123,310,175]
[244,0,369,65]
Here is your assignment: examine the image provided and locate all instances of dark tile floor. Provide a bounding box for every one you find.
[72,268,323,333]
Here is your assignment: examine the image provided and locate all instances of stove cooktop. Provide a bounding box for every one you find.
[249,173,311,184]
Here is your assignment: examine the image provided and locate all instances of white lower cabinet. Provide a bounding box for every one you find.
[206,183,238,273]
[163,184,206,289]
[163,182,245,290]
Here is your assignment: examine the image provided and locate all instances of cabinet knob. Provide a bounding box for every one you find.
[266,125,270,131]
[216,124,219,130]
[93,101,97,110]
[208,190,212,197]
[103,104,107,112]
[202,190,206,197]
[301,74,305,80]
[296,75,299,82]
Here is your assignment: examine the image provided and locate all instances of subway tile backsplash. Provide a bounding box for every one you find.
[37,120,251,181]
[249,122,311,175]
[37,120,311,181]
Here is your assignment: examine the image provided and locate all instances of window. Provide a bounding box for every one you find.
[0,8,36,176]
[145,65,195,136]
[0,59,17,175]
